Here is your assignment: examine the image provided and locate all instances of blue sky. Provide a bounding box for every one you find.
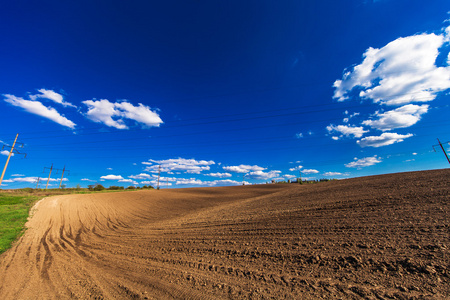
[1,0,450,189]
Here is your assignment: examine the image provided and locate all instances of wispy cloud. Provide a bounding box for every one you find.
[326,124,368,139]
[323,172,349,177]
[83,99,163,129]
[30,89,76,108]
[4,94,76,129]
[357,132,413,148]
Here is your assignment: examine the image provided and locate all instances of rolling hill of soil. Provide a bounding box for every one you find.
[0,169,449,299]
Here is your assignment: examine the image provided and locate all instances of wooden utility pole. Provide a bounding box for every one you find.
[0,134,26,187]
[59,166,70,188]
[35,177,40,189]
[44,164,53,189]
[433,138,450,164]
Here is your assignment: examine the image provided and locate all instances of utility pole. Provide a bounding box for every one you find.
[0,134,26,187]
[433,138,450,164]
[157,165,161,190]
[242,173,246,185]
[35,177,40,189]
[58,165,70,188]
[44,164,53,189]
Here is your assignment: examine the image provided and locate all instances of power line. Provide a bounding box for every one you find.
[432,138,450,164]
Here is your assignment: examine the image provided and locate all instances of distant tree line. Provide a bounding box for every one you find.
[87,184,154,191]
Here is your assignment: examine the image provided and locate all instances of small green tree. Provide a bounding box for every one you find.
[94,184,105,191]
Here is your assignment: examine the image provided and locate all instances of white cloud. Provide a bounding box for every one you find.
[362,104,429,131]
[246,170,281,180]
[129,173,152,179]
[345,156,382,169]
[327,124,368,138]
[4,94,76,129]
[4,176,38,183]
[334,26,450,106]
[295,133,303,138]
[82,99,163,129]
[118,179,138,185]
[223,164,265,174]
[100,174,124,180]
[323,172,349,177]
[81,178,95,181]
[106,167,113,170]
[30,89,76,108]
[357,132,413,148]
[176,178,205,185]
[207,172,232,178]
[11,174,24,177]
[331,136,339,141]
[144,158,215,174]
[1,150,12,156]
[289,165,303,171]
[302,169,319,174]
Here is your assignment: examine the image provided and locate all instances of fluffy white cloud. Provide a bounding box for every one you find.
[176,178,205,185]
[362,104,428,131]
[1,150,12,156]
[128,173,152,179]
[100,174,124,180]
[207,172,232,178]
[4,94,76,129]
[327,124,368,138]
[246,170,281,180]
[82,99,163,129]
[144,158,215,174]
[334,27,450,106]
[302,169,319,174]
[223,164,265,174]
[357,132,413,148]
[345,156,382,169]
[30,89,76,108]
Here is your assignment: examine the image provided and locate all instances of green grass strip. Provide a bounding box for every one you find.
[0,194,39,254]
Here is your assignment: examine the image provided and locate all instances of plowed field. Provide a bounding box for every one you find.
[0,169,449,299]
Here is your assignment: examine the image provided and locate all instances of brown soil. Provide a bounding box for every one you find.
[0,169,449,299]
